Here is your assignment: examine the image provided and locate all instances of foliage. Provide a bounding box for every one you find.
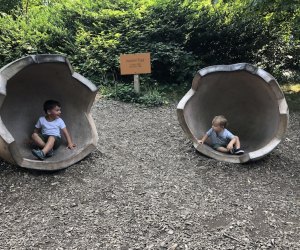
[281,83,300,111]
[0,0,299,93]
[0,4,67,66]
[137,89,165,107]
[0,0,21,13]
[101,81,166,107]
[111,84,140,103]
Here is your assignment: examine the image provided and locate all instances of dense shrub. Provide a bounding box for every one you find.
[0,0,21,13]
[0,0,299,86]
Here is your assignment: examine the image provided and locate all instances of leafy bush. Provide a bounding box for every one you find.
[0,0,299,90]
[100,81,166,107]
[111,84,139,103]
[0,5,67,66]
[0,0,21,13]
[137,88,165,107]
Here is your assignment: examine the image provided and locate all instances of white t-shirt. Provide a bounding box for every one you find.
[35,116,66,137]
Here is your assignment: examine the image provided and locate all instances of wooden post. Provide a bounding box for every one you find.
[134,74,140,94]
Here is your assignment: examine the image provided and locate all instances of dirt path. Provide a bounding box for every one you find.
[0,98,299,249]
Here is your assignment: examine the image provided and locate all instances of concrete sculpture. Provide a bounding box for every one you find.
[0,54,98,170]
[177,63,289,163]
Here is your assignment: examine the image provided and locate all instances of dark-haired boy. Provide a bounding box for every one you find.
[31,100,76,160]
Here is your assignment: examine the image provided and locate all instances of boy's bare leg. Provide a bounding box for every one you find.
[42,136,55,155]
[216,147,229,153]
[31,133,46,148]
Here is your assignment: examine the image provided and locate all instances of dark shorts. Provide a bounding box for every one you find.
[38,133,61,150]
[212,143,227,150]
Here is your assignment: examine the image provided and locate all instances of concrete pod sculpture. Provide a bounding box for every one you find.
[0,54,98,170]
[177,63,288,163]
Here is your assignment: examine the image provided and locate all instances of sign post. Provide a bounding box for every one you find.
[120,53,151,94]
[133,74,140,93]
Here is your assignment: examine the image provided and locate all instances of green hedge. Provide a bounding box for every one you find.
[0,0,299,85]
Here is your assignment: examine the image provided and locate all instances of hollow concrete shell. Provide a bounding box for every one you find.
[177,63,289,163]
[0,54,98,170]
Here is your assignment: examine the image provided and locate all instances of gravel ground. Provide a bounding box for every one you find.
[0,98,299,249]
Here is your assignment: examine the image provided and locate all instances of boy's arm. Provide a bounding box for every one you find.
[198,134,208,144]
[227,136,237,150]
[61,127,76,149]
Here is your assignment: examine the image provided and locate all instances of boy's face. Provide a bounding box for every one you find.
[212,122,224,133]
[47,105,61,119]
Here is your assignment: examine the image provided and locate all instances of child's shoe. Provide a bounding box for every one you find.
[229,147,245,155]
[230,148,235,154]
[234,148,245,155]
[32,149,45,160]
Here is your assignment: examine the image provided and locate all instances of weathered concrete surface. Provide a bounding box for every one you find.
[0,54,98,170]
[177,63,289,163]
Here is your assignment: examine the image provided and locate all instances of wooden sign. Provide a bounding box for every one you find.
[120,53,151,75]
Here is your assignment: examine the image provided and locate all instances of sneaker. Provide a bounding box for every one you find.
[234,148,245,155]
[230,148,235,154]
[46,149,54,157]
[32,149,45,160]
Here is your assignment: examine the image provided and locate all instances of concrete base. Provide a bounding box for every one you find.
[0,55,98,170]
[177,63,289,163]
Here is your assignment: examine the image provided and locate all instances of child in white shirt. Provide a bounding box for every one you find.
[31,100,76,160]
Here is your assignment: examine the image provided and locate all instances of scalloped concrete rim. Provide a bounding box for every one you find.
[177,63,289,163]
[0,54,99,170]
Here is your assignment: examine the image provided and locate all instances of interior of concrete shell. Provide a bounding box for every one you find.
[185,71,280,153]
[0,62,95,165]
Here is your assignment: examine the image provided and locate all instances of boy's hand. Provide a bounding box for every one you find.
[227,143,234,150]
[67,143,76,150]
[198,140,204,144]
